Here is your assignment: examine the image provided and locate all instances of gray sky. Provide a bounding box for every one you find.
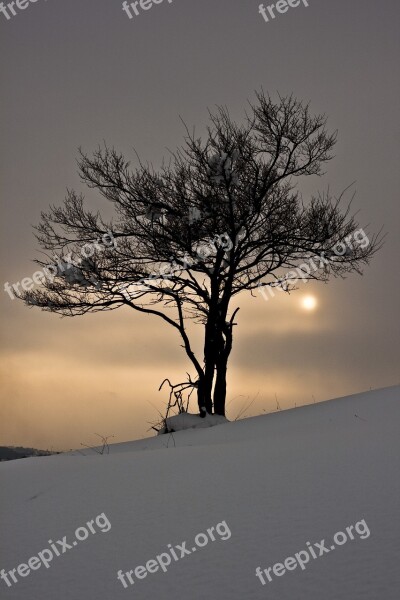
[1,0,399,450]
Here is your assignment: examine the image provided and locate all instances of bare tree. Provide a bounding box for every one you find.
[19,91,382,417]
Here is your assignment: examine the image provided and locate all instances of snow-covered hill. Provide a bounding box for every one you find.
[1,386,399,599]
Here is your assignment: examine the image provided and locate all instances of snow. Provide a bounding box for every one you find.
[207,150,239,185]
[0,385,399,599]
[157,411,228,434]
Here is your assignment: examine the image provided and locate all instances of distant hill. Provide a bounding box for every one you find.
[0,446,59,461]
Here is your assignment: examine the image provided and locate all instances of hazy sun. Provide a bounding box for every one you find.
[301,295,318,311]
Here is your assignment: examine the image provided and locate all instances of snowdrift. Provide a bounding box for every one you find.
[0,386,399,599]
[157,411,228,434]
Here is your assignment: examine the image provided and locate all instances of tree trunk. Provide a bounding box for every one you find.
[198,318,233,416]
[213,359,227,415]
[201,330,216,415]
[197,376,211,417]
[200,301,220,415]
[201,276,234,416]
[212,306,235,416]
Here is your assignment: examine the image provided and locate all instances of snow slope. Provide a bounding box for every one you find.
[1,385,399,599]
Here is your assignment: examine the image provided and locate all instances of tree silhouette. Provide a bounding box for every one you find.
[20,91,382,417]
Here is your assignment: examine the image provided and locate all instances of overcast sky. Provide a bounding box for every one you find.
[1,0,399,451]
